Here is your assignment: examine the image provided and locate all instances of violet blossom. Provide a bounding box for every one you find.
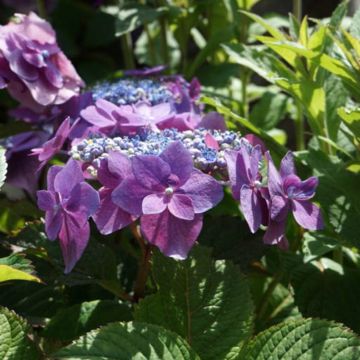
[112,141,223,259]
[37,159,99,273]
[225,144,268,233]
[263,151,323,246]
[0,12,84,110]
[92,152,135,235]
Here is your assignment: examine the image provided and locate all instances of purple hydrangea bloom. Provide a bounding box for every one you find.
[263,151,323,246]
[92,152,135,235]
[37,159,99,273]
[112,141,223,258]
[225,144,268,233]
[0,12,84,110]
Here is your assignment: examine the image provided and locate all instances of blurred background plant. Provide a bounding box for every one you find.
[1,0,360,358]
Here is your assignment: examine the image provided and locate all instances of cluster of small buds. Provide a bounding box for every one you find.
[91,78,176,106]
[71,128,247,174]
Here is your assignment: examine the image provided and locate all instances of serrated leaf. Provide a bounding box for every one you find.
[0,147,7,190]
[42,300,132,341]
[135,246,254,360]
[0,307,39,360]
[54,321,200,360]
[240,318,360,359]
[291,259,360,333]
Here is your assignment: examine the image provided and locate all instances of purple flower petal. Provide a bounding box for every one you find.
[168,194,194,220]
[142,194,167,215]
[65,182,100,220]
[37,190,56,211]
[180,169,223,213]
[112,177,152,216]
[141,210,203,259]
[46,165,62,192]
[59,213,90,274]
[198,112,226,131]
[287,176,318,201]
[132,155,170,190]
[159,141,193,185]
[240,185,263,233]
[224,150,241,200]
[53,159,83,197]
[270,195,289,222]
[80,99,118,129]
[292,200,324,230]
[263,219,287,246]
[93,188,134,235]
[266,151,283,197]
[280,151,296,178]
[45,209,63,241]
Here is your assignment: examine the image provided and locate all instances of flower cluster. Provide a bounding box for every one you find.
[0,13,324,275]
[70,128,244,173]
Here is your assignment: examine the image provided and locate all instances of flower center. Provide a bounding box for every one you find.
[165,187,174,196]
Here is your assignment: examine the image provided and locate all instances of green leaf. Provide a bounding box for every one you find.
[337,107,360,141]
[291,260,360,333]
[250,91,288,130]
[0,147,7,191]
[135,246,254,360]
[54,322,200,360]
[0,306,39,360]
[0,265,41,284]
[240,318,360,359]
[302,232,339,262]
[42,300,132,341]
[350,5,360,39]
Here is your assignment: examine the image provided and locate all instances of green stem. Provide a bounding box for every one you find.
[98,280,132,302]
[144,24,157,65]
[295,100,305,150]
[293,0,302,22]
[333,247,343,265]
[36,0,47,18]
[120,33,135,70]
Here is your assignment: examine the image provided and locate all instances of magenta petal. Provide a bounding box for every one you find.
[180,170,223,213]
[204,133,219,150]
[270,195,289,222]
[112,177,152,216]
[240,185,262,233]
[46,165,62,192]
[159,142,193,184]
[8,50,38,81]
[168,194,194,220]
[54,159,83,197]
[93,188,134,235]
[107,151,132,180]
[80,99,118,128]
[292,200,324,230]
[59,214,90,274]
[132,155,170,189]
[66,182,100,219]
[280,151,296,178]
[45,63,63,88]
[199,112,226,131]
[141,211,203,259]
[45,209,63,241]
[37,190,56,211]
[142,194,167,215]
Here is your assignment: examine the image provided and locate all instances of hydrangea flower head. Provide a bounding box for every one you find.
[112,141,223,258]
[37,159,99,273]
[0,12,84,109]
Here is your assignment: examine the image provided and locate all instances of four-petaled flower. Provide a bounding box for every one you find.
[37,159,99,273]
[263,151,323,247]
[112,141,224,259]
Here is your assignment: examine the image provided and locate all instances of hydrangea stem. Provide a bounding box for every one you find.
[120,33,135,70]
[132,243,152,302]
[293,0,302,22]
